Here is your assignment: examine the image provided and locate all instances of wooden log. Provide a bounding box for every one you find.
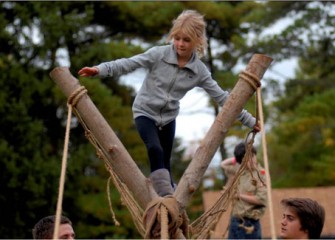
[174,54,273,209]
[50,53,271,238]
[49,67,157,209]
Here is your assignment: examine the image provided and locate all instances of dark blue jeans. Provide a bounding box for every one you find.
[135,116,175,178]
[228,216,262,239]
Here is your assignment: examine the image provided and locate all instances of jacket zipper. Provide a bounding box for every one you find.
[158,67,179,128]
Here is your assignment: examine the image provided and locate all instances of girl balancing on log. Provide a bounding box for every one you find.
[78,10,260,197]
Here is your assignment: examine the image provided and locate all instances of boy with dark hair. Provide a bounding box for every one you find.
[32,215,75,239]
[280,197,325,239]
[221,142,267,239]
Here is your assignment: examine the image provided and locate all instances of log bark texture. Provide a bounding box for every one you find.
[174,54,273,208]
[50,67,158,209]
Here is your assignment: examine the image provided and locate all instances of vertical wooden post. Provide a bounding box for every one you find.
[174,54,273,208]
[50,67,157,210]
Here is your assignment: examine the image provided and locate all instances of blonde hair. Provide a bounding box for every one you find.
[166,10,208,58]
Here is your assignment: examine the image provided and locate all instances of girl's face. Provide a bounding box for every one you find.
[280,207,308,239]
[173,32,195,60]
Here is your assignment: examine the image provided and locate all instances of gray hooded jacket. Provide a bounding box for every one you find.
[96,44,256,128]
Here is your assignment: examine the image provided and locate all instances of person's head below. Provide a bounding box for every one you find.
[233,142,257,165]
[280,198,325,239]
[32,215,75,239]
[166,9,208,58]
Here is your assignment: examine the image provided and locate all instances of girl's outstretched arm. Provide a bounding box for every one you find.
[78,66,99,77]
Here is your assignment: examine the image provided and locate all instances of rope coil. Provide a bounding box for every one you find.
[67,86,87,106]
[239,70,261,91]
[143,196,189,239]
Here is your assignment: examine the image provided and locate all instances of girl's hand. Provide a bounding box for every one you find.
[253,120,261,132]
[78,67,99,77]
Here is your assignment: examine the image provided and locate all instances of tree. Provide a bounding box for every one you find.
[248,1,335,187]
[5,1,321,238]
[0,2,148,238]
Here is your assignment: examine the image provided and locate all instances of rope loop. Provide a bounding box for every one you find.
[68,86,87,107]
[239,70,261,91]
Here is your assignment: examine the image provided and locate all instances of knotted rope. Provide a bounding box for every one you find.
[190,131,259,239]
[70,92,147,236]
[53,86,145,238]
[143,196,189,239]
[73,103,146,236]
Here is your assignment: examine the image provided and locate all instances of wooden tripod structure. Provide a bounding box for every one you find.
[50,54,272,238]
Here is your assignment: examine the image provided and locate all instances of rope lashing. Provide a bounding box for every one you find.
[143,196,189,239]
[74,105,145,234]
[239,70,261,91]
[68,94,145,236]
[190,130,260,239]
[67,86,87,106]
[53,86,87,240]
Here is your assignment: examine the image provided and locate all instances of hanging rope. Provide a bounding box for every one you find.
[53,85,146,237]
[104,160,145,235]
[256,87,277,239]
[142,195,188,239]
[70,94,146,237]
[190,130,258,239]
[160,205,169,239]
[106,176,120,227]
[53,86,87,240]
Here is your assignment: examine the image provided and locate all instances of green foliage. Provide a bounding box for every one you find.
[0,1,148,238]
[269,89,335,187]
[3,0,334,238]
[243,1,335,188]
[248,1,333,61]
